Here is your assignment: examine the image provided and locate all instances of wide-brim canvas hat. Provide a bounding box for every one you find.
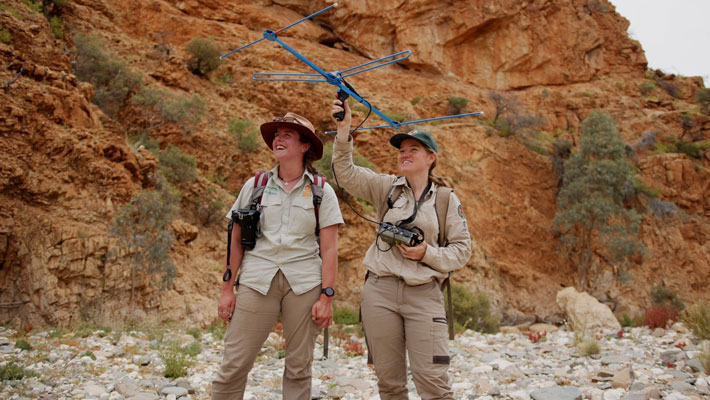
[389,129,438,153]
[260,112,323,160]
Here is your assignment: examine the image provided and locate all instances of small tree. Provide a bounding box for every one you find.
[553,111,645,290]
[488,90,521,124]
[72,34,143,117]
[186,37,222,76]
[110,176,179,305]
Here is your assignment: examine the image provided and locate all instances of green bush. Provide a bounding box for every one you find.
[634,178,660,198]
[448,96,469,114]
[131,86,206,134]
[110,177,179,304]
[162,350,193,378]
[681,301,710,340]
[14,340,32,351]
[0,362,36,380]
[238,131,259,153]
[410,97,422,106]
[675,141,704,159]
[22,0,42,13]
[227,118,260,153]
[186,37,222,76]
[198,198,226,227]
[128,133,160,153]
[207,172,227,188]
[578,339,601,356]
[227,119,252,136]
[207,319,226,341]
[157,144,197,183]
[333,306,359,325]
[187,327,202,340]
[0,24,11,44]
[49,15,63,39]
[650,283,685,309]
[618,314,644,328]
[639,82,656,96]
[80,350,96,360]
[73,34,143,117]
[450,284,499,333]
[211,72,233,87]
[178,342,202,357]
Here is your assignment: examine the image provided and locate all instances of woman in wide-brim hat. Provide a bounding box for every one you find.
[330,99,472,399]
[213,112,343,400]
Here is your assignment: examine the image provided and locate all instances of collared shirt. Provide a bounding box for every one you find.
[332,138,473,286]
[226,166,343,295]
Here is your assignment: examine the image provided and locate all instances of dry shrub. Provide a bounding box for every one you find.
[343,338,365,357]
[681,302,710,340]
[644,305,681,329]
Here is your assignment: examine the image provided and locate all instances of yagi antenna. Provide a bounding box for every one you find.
[221,3,483,133]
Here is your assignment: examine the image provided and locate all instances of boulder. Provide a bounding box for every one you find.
[556,287,621,332]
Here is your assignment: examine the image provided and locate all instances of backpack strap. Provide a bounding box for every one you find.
[250,171,270,209]
[311,175,326,236]
[434,186,455,340]
[377,183,404,223]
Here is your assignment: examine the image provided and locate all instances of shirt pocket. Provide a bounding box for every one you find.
[260,194,283,233]
[290,196,316,235]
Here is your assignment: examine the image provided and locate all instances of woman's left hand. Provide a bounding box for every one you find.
[396,241,427,261]
[311,297,333,329]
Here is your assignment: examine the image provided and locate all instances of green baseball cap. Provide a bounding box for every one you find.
[389,129,438,153]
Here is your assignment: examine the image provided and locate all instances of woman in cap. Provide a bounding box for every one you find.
[212,112,343,400]
[330,100,472,399]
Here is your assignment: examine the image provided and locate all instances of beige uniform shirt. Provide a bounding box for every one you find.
[332,139,472,286]
[226,166,344,295]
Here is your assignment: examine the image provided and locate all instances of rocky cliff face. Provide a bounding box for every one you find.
[1,0,708,328]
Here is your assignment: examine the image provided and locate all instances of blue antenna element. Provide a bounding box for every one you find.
[221,3,483,132]
[220,3,339,60]
[253,50,412,82]
[324,112,484,134]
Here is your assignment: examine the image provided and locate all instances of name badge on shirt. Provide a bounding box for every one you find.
[264,185,278,196]
[302,185,313,198]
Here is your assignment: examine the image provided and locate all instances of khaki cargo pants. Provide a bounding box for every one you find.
[361,275,453,400]
[212,270,321,400]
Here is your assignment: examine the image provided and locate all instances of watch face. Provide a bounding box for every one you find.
[322,287,335,297]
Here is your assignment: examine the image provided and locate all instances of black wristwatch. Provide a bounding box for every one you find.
[321,287,335,297]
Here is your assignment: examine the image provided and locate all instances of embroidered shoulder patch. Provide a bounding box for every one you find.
[302,185,313,198]
[458,204,466,219]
